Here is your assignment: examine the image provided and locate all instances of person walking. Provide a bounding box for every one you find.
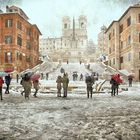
[5,74,12,94]
[85,76,93,98]
[24,74,32,99]
[46,73,49,80]
[110,77,118,96]
[20,76,25,96]
[62,73,69,98]
[16,74,19,83]
[80,73,83,81]
[128,76,133,87]
[116,74,123,95]
[33,80,39,97]
[56,76,62,97]
[0,77,4,100]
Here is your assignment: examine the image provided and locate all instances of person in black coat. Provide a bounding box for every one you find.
[128,76,133,87]
[110,78,117,96]
[5,74,12,94]
[85,76,94,98]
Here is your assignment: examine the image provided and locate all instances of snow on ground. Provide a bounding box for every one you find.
[0,62,140,140]
[0,85,140,140]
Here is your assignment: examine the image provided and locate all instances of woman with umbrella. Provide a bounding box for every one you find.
[110,74,123,96]
[128,75,134,87]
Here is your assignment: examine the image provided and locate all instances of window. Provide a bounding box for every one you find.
[5,52,12,63]
[19,53,22,60]
[5,35,12,44]
[128,35,131,45]
[109,60,111,66]
[138,14,140,23]
[120,56,123,63]
[120,41,123,49]
[113,58,115,65]
[109,48,111,54]
[17,36,22,46]
[112,29,115,36]
[119,24,123,33]
[26,28,31,36]
[17,21,22,30]
[16,52,20,60]
[26,42,31,49]
[81,22,84,28]
[128,53,131,61]
[26,56,30,62]
[109,33,111,40]
[127,17,131,26]
[5,19,13,27]
[64,23,67,29]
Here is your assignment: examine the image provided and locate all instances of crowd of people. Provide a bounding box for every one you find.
[0,70,134,101]
[0,73,40,100]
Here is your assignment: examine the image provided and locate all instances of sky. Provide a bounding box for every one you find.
[0,0,140,43]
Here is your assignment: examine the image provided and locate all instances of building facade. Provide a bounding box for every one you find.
[39,16,88,63]
[0,6,41,72]
[106,4,140,81]
[98,25,108,61]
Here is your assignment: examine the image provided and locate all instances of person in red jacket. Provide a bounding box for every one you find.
[0,77,4,100]
[112,74,123,95]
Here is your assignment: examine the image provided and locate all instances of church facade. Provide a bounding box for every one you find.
[39,15,89,63]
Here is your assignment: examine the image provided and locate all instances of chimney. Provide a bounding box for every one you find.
[6,5,9,12]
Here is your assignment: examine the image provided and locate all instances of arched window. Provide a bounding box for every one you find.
[81,22,84,28]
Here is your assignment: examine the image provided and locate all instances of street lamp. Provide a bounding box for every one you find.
[22,53,25,56]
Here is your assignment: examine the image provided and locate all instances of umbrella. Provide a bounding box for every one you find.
[128,73,135,78]
[0,71,9,77]
[112,74,123,84]
[30,74,40,81]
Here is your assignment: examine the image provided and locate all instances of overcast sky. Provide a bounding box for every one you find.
[0,0,140,43]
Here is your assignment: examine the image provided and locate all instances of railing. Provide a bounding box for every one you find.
[99,62,128,82]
